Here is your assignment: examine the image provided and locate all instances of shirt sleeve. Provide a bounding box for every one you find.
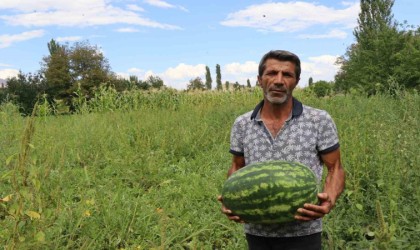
[317,111,340,154]
[229,116,245,156]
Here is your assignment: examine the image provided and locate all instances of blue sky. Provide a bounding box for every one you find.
[0,0,419,89]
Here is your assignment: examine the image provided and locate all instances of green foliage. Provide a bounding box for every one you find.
[311,80,333,98]
[144,75,165,89]
[205,66,212,90]
[216,64,222,90]
[308,77,314,86]
[187,77,206,91]
[42,39,72,101]
[5,72,45,115]
[0,89,419,249]
[335,0,420,94]
[246,79,251,88]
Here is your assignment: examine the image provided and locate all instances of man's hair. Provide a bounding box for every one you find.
[258,50,301,79]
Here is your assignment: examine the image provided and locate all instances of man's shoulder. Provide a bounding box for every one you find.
[301,104,331,118]
[234,110,254,123]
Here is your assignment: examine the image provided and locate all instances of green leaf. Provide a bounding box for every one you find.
[355,203,363,211]
[35,231,45,242]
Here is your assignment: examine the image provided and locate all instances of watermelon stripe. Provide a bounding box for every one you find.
[221,160,319,224]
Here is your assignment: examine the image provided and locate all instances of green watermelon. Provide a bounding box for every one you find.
[221,160,319,224]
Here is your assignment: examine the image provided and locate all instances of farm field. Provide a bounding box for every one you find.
[0,88,419,249]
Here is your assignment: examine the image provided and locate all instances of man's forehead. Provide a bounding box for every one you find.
[264,59,295,71]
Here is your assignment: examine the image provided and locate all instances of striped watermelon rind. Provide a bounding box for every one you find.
[221,161,319,224]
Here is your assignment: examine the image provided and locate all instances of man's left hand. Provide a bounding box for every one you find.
[294,193,333,221]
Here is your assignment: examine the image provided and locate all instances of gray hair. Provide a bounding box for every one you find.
[258,50,301,79]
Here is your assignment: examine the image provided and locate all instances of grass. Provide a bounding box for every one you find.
[0,88,419,249]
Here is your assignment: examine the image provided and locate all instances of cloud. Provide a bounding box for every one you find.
[298,29,348,39]
[0,29,45,48]
[300,55,340,86]
[0,0,181,30]
[0,68,19,79]
[56,36,83,42]
[221,1,359,32]
[116,27,141,33]
[143,0,175,8]
[224,61,258,75]
[160,63,206,89]
[118,63,206,90]
[143,0,188,12]
[118,55,341,90]
[126,4,144,12]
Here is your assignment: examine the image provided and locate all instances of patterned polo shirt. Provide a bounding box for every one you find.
[229,97,340,237]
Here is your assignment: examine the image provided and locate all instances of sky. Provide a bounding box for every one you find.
[0,0,419,89]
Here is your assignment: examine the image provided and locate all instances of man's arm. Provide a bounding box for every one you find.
[227,154,245,177]
[218,155,246,223]
[295,149,345,221]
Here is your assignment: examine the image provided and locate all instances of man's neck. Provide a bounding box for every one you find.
[261,97,293,121]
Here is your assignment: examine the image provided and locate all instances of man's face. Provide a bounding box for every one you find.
[258,58,299,105]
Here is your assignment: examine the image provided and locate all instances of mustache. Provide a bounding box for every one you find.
[268,85,288,92]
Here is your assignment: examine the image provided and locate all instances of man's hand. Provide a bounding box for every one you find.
[217,195,244,223]
[294,193,334,221]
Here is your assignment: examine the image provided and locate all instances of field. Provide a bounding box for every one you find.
[0,88,419,249]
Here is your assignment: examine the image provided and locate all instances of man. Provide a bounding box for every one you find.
[219,50,345,249]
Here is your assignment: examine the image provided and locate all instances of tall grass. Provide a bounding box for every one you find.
[0,88,418,249]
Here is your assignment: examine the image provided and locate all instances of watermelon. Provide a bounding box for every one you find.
[221,160,319,224]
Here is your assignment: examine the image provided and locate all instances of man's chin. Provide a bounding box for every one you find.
[267,95,288,105]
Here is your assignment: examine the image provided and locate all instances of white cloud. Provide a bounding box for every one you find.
[143,0,188,12]
[298,29,348,39]
[126,4,144,12]
[222,61,258,87]
[0,68,19,79]
[221,1,359,32]
[116,27,140,33]
[224,61,258,75]
[143,0,175,9]
[0,30,45,48]
[300,55,340,86]
[119,63,206,90]
[56,36,83,42]
[0,0,181,30]
[119,55,340,90]
[161,63,206,80]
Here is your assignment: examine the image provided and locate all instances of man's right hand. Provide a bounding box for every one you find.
[217,195,244,223]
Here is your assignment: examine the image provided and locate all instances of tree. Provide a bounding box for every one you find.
[311,80,332,97]
[308,77,314,86]
[6,71,44,114]
[42,39,72,102]
[225,81,230,91]
[41,40,114,101]
[216,64,222,90]
[335,0,402,94]
[233,81,242,90]
[247,79,251,88]
[69,41,113,95]
[187,77,205,91]
[392,26,420,90]
[205,66,212,90]
[144,75,164,89]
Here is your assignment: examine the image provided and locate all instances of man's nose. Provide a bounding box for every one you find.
[274,73,285,83]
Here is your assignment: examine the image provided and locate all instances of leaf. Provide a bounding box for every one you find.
[25,210,41,220]
[0,194,13,202]
[6,154,17,166]
[35,231,45,242]
[355,203,363,211]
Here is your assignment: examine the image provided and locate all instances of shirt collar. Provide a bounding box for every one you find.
[250,97,303,121]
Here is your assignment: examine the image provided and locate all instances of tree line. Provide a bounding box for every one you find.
[1,0,419,114]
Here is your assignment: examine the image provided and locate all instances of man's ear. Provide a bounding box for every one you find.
[257,76,262,87]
